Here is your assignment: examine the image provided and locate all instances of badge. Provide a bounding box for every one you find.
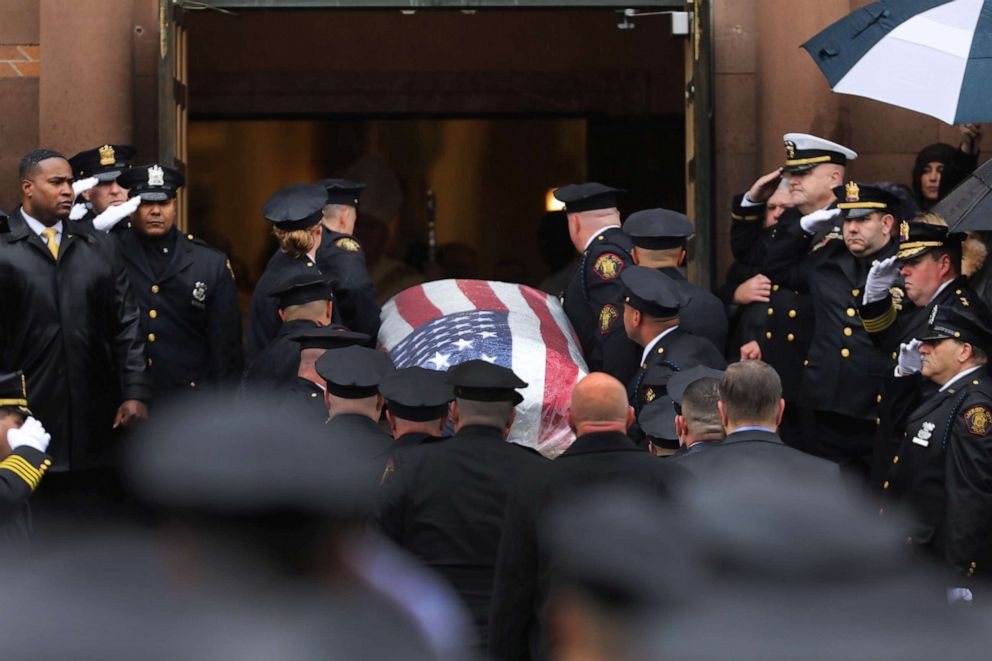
[784,140,796,159]
[929,304,939,326]
[845,181,860,202]
[645,387,656,403]
[192,281,207,302]
[335,237,361,252]
[598,304,618,335]
[899,221,910,243]
[98,144,116,166]
[890,286,904,311]
[593,253,624,280]
[148,165,165,187]
[917,421,935,442]
[964,406,992,436]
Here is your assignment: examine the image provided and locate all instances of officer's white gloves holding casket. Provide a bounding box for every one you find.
[863,255,901,306]
[69,177,99,220]
[799,207,843,235]
[897,339,923,377]
[91,196,141,233]
[6,417,51,453]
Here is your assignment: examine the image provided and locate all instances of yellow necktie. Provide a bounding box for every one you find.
[41,227,59,259]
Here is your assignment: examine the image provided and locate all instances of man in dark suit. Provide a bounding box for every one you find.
[675,360,838,482]
[488,372,683,661]
[377,360,547,650]
[114,164,243,401]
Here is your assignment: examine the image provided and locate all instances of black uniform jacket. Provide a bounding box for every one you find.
[765,218,897,420]
[674,428,840,482]
[242,319,319,394]
[115,228,243,399]
[278,376,328,424]
[316,227,381,341]
[627,327,727,414]
[376,425,547,647]
[0,447,52,550]
[0,209,150,470]
[657,266,728,354]
[562,227,638,378]
[861,276,974,352]
[488,431,683,661]
[326,412,394,476]
[882,368,992,579]
[246,249,322,360]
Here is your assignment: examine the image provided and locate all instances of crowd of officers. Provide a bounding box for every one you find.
[0,135,989,658]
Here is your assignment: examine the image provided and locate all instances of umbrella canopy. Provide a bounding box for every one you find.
[932,156,992,231]
[803,0,992,124]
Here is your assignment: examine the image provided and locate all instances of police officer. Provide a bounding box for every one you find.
[280,326,371,422]
[377,360,547,649]
[115,164,243,400]
[67,143,140,232]
[881,297,992,581]
[242,274,334,393]
[317,179,381,340]
[765,182,899,475]
[556,183,640,379]
[624,208,728,353]
[247,183,328,360]
[621,266,726,416]
[378,366,454,450]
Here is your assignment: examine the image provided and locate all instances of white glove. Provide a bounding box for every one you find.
[68,203,89,221]
[863,255,901,305]
[71,176,98,197]
[6,417,51,453]
[897,339,923,376]
[91,196,141,232]
[799,207,843,235]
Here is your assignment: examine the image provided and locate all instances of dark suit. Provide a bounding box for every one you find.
[0,209,149,470]
[115,228,243,400]
[377,425,547,649]
[316,227,380,341]
[246,250,322,360]
[488,431,682,661]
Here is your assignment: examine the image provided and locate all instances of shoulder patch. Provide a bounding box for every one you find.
[335,237,361,252]
[598,303,618,335]
[593,253,624,280]
[963,405,992,436]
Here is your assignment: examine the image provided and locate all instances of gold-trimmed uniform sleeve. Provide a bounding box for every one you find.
[0,447,52,504]
[861,298,898,335]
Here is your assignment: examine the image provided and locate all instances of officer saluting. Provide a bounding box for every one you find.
[67,143,141,233]
[114,164,243,400]
[556,183,638,377]
[316,179,381,340]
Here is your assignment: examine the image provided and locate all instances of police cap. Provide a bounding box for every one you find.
[444,359,527,405]
[379,367,454,422]
[117,164,185,202]
[621,266,689,319]
[781,133,857,173]
[262,183,327,231]
[895,221,964,261]
[316,346,394,399]
[68,144,136,182]
[624,208,695,250]
[271,274,334,309]
[667,366,725,405]
[919,297,992,350]
[291,326,370,351]
[0,371,31,416]
[638,396,678,448]
[832,182,901,219]
[319,178,366,207]
[553,182,625,213]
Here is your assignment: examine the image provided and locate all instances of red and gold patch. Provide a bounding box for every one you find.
[593,253,624,280]
[335,237,361,252]
[598,304,618,335]
[964,405,992,436]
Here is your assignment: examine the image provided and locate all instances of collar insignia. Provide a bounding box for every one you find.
[900,220,910,243]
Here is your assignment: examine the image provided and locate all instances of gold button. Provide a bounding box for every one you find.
[803,359,809,367]
[788,309,797,318]
[307,261,314,267]
[147,333,156,342]
[841,348,850,358]
[767,307,774,316]
[766,331,773,340]
[846,308,856,317]
[876,394,882,403]
[189,381,196,388]
[597,235,604,241]
[893,455,899,464]
[974,380,981,385]
[852,289,860,297]
[956,289,962,295]
[310,392,318,398]
[875,417,881,425]
[147,357,153,367]
[187,233,194,240]
[772,284,780,292]
[883,480,889,489]
[657,347,664,354]
[891,352,897,360]
[843,327,853,336]
[787,333,795,342]
[149,310,158,319]
[151,284,160,294]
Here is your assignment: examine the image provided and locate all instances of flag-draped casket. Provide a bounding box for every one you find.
[378,279,589,458]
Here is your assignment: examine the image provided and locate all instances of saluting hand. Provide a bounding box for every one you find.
[746,168,784,205]
[863,255,901,305]
[71,176,98,197]
[897,339,923,376]
[92,196,141,233]
[113,400,149,429]
[799,207,843,235]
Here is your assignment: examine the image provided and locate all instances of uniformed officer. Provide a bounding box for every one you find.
[242,274,334,394]
[378,366,454,450]
[280,326,371,423]
[765,182,899,475]
[639,396,679,456]
[246,183,328,360]
[881,298,992,581]
[623,208,728,353]
[556,183,640,380]
[316,179,381,340]
[114,164,243,400]
[67,143,141,232]
[377,359,547,650]
[621,266,726,417]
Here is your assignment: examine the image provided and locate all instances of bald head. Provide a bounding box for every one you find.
[569,373,634,436]
[567,208,622,252]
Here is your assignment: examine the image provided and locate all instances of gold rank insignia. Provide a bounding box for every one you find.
[845,181,860,202]
[964,405,992,436]
[598,304,618,335]
[593,253,624,280]
[900,220,910,242]
[98,144,116,166]
[890,286,904,311]
[645,387,656,403]
[784,140,796,159]
[335,237,361,252]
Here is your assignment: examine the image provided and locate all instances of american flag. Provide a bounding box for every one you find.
[379,279,588,458]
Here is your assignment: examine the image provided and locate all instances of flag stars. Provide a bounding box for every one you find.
[481,354,497,363]
[451,338,474,351]
[479,331,497,339]
[427,352,452,369]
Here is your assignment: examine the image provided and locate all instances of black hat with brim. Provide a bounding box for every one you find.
[69,144,136,182]
[621,266,689,319]
[553,182,625,213]
[263,183,328,231]
[624,208,695,250]
[444,359,526,406]
[316,346,395,399]
[380,367,454,422]
[117,164,185,202]
[319,179,366,207]
[0,371,31,416]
